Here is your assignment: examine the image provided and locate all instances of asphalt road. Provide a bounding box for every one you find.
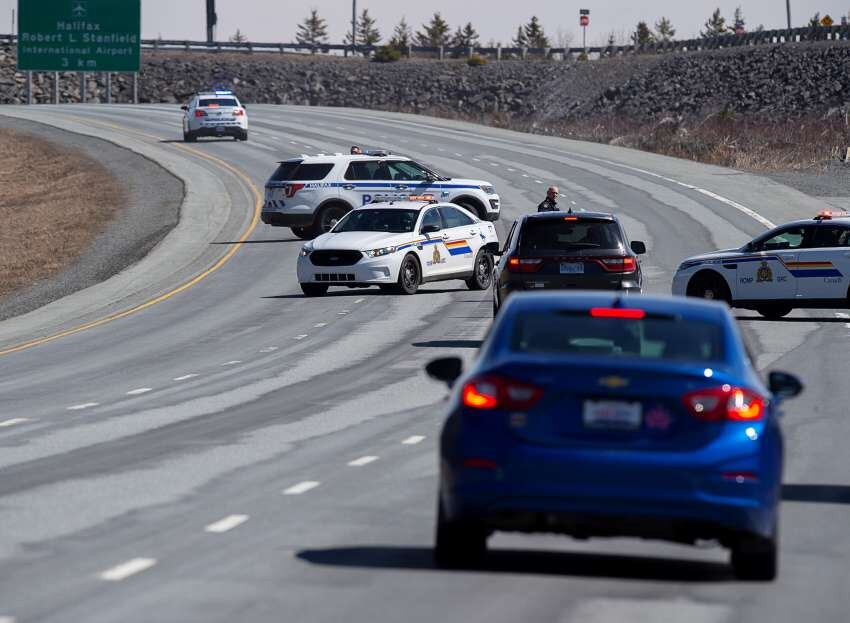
[0,105,848,623]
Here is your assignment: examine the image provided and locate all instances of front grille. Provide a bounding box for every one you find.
[315,273,356,282]
[310,250,363,266]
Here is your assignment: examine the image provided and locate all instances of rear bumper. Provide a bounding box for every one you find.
[191,125,246,138]
[261,212,314,227]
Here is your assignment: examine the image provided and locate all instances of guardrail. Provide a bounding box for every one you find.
[2,24,850,60]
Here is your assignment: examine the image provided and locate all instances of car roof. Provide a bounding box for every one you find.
[276,154,411,164]
[522,211,616,222]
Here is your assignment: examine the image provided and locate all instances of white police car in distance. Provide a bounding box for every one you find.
[180,90,248,142]
[263,152,501,239]
[296,196,499,296]
[673,210,850,318]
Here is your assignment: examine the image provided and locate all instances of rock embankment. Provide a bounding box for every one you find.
[1,41,848,122]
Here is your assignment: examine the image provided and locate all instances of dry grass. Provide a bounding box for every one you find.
[0,129,124,297]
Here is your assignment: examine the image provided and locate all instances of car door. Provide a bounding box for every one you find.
[795,224,850,300]
[439,205,481,275]
[387,160,440,198]
[736,226,808,301]
[415,207,451,277]
[340,161,379,208]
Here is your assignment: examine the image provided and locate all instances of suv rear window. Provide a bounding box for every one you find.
[270,162,334,182]
[520,219,622,253]
[199,98,239,107]
[509,311,725,363]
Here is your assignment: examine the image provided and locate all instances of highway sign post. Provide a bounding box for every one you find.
[580,9,590,57]
[17,0,141,104]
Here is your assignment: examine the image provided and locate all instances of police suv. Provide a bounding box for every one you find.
[673,210,850,318]
[263,153,501,239]
[297,195,499,296]
[180,90,248,142]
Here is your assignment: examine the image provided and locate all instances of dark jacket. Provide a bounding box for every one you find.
[537,198,558,212]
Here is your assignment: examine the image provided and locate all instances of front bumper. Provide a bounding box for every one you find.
[296,253,402,285]
[484,196,501,221]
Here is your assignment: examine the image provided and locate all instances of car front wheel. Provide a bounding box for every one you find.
[300,283,328,297]
[687,272,730,304]
[466,250,493,291]
[756,305,792,319]
[393,254,420,295]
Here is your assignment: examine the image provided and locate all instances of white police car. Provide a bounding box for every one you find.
[673,210,850,318]
[297,195,500,296]
[263,152,501,239]
[180,90,248,142]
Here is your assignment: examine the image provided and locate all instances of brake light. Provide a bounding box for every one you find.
[683,385,765,422]
[194,110,207,118]
[233,109,245,116]
[590,307,646,319]
[564,216,578,221]
[595,256,637,273]
[461,375,543,411]
[284,183,305,198]
[507,257,544,273]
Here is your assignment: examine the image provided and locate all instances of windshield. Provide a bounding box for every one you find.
[334,209,420,233]
[520,219,623,253]
[509,311,725,363]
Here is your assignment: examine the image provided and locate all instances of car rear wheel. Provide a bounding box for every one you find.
[756,305,792,319]
[312,204,349,238]
[291,227,313,240]
[466,251,493,291]
[183,130,196,143]
[687,272,730,304]
[300,283,328,297]
[392,254,420,295]
[731,534,777,581]
[434,498,487,569]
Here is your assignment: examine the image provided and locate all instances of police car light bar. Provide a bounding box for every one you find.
[408,195,436,202]
[815,210,850,220]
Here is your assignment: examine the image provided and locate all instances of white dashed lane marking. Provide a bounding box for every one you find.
[313,323,328,328]
[522,174,529,178]
[283,481,321,495]
[259,347,278,353]
[402,435,426,445]
[126,388,153,396]
[338,310,350,315]
[173,373,199,381]
[0,418,30,428]
[221,360,241,366]
[348,456,379,467]
[205,514,249,533]
[293,334,309,340]
[98,558,157,581]
[454,152,463,157]
[67,402,99,411]
[354,298,365,304]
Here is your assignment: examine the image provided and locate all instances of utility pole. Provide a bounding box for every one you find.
[351,0,357,55]
[206,0,217,43]
[785,0,791,29]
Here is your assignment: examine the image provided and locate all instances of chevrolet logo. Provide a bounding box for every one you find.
[598,376,629,389]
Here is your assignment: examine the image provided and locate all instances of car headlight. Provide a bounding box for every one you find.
[300,245,313,257]
[363,246,397,258]
[480,184,495,195]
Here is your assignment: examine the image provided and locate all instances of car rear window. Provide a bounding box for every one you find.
[520,219,622,253]
[509,311,725,363]
[270,162,334,182]
[199,98,239,107]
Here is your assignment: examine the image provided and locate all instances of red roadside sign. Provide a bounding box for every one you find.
[580,15,589,27]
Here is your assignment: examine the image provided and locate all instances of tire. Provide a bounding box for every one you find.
[756,305,793,319]
[466,250,493,291]
[378,284,395,293]
[456,200,486,221]
[433,498,487,569]
[392,254,420,295]
[300,283,328,297]
[183,130,196,143]
[240,131,249,142]
[312,204,349,238]
[731,535,778,581]
[686,272,731,304]
[291,226,313,240]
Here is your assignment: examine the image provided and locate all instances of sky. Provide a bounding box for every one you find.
[2,1,848,46]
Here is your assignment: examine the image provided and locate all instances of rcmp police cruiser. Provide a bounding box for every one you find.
[262,152,501,239]
[180,90,248,142]
[673,210,850,318]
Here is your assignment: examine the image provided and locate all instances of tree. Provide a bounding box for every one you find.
[229,28,248,44]
[416,12,451,47]
[524,16,550,48]
[389,17,412,50]
[655,17,676,42]
[450,22,480,49]
[808,13,822,27]
[701,8,727,37]
[731,6,746,33]
[512,25,528,47]
[632,21,655,46]
[295,9,328,51]
[345,9,381,51]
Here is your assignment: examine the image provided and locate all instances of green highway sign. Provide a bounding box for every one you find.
[17,0,141,72]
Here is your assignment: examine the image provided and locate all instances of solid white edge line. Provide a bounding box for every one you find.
[0,418,30,427]
[348,455,379,467]
[283,481,321,495]
[173,373,199,381]
[126,387,153,396]
[67,402,99,411]
[402,435,425,445]
[98,558,157,581]
[205,514,250,533]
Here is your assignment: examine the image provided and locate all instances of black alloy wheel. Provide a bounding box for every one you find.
[313,204,349,237]
[394,254,420,295]
[466,250,493,291]
[687,273,730,304]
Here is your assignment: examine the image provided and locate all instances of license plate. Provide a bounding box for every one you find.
[215,126,225,132]
[582,400,642,430]
[560,262,584,274]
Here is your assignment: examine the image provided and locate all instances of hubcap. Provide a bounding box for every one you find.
[703,289,716,299]
[403,261,416,289]
[477,257,490,285]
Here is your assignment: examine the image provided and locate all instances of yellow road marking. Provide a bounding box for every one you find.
[0,115,262,358]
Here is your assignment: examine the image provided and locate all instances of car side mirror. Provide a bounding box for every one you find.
[768,371,803,399]
[630,240,647,255]
[426,357,463,387]
[180,105,188,111]
[421,224,441,235]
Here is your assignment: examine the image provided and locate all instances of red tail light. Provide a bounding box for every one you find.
[284,183,305,198]
[595,256,637,273]
[590,307,646,319]
[507,257,543,273]
[233,109,245,116]
[462,375,543,411]
[683,385,765,422]
[194,110,207,118]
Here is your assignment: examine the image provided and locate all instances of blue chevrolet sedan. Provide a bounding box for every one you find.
[426,292,802,580]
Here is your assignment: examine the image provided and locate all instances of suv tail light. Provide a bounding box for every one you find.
[194,110,207,118]
[507,257,543,273]
[233,109,245,116]
[595,256,637,273]
[683,385,765,422]
[462,375,543,411]
[284,183,305,198]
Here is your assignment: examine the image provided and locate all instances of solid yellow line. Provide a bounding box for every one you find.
[0,117,262,358]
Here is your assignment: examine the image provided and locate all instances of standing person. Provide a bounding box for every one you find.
[538,186,560,212]
[350,145,363,155]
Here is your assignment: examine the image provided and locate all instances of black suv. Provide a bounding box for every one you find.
[492,212,646,313]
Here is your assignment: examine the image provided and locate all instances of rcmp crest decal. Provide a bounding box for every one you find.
[756,261,773,283]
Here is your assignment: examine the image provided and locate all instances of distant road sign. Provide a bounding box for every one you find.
[17,0,141,72]
[821,15,834,27]
[580,15,590,27]
[579,9,590,15]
